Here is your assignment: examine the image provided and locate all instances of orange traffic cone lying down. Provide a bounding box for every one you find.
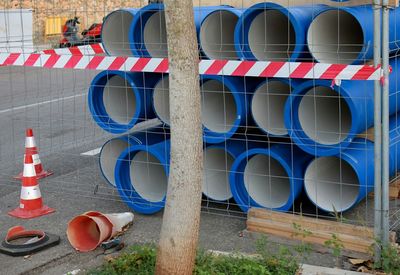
[15,128,53,180]
[67,211,134,252]
[8,155,55,219]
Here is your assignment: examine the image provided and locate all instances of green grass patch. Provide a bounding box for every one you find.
[88,243,299,275]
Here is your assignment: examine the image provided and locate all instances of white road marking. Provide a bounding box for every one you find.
[0,93,86,115]
[81,147,102,156]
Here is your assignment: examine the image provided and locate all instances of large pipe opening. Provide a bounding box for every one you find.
[307,10,364,64]
[251,81,291,136]
[304,157,359,212]
[152,76,170,125]
[100,139,129,186]
[102,10,135,56]
[201,80,237,134]
[130,151,168,202]
[248,10,295,61]
[143,11,168,57]
[199,10,239,60]
[103,75,137,125]
[244,154,290,209]
[298,86,351,145]
[203,147,234,201]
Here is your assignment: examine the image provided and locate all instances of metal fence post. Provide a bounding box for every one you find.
[381,0,390,247]
[373,0,383,260]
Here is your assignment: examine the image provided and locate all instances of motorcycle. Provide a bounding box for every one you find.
[59,17,102,48]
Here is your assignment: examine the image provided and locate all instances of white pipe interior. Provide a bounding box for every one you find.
[248,10,295,61]
[251,81,291,136]
[244,154,290,209]
[199,10,239,60]
[304,157,359,212]
[307,10,364,64]
[130,151,168,202]
[103,75,137,125]
[143,11,168,57]
[102,10,135,56]
[100,139,129,187]
[298,86,351,145]
[201,80,237,134]
[153,76,170,125]
[203,147,234,201]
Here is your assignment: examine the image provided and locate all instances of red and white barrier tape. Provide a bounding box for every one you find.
[0,52,382,80]
[41,43,104,56]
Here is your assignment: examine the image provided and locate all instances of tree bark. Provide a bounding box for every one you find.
[155,0,203,274]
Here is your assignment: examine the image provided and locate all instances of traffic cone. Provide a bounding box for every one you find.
[67,211,134,252]
[15,128,53,180]
[8,154,55,219]
[67,214,113,252]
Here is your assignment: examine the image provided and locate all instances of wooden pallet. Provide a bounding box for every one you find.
[368,177,400,200]
[247,208,396,255]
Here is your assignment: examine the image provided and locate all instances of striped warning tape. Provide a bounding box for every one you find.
[0,52,382,80]
[41,43,105,56]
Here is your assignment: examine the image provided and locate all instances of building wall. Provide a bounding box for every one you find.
[3,0,145,44]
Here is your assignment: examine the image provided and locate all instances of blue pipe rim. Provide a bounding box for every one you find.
[250,78,293,137]
[203,143,237,201]
[284,80,357,156]
[101,9,137,56]
[198,6,241,59]
[229,148,298,213]
[129,4,164,57]
[303,150,366,213]
[307,6,367,64]
[99,136,131,187]
[114,144,168,214]
[88,71,143,134]
[151,76,170,126]
[234,2,304,61]
[201,75,245,144]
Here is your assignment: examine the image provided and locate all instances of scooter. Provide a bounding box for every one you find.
[59,17,102,48]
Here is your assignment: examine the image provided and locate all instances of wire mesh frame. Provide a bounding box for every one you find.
[0,0,397,256]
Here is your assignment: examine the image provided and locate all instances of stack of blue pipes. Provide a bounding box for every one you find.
[88,2,400,215]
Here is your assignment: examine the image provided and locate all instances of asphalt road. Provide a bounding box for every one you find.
[0,66,359,274]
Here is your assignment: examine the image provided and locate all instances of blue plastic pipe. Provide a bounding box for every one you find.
[200,75,261,144]
[101,9,138,56]
[304,115,400,213]
[230,144,313,213]
[198,6,242,59]
[99,128,169,187]
[129,4,166,57]
[307,5,400,64]
[203,139,265,201]
[234,2,327,61]
[151,75,170,126]
[284,58,400,156]
[129,4,236,57]
[251,78,300,137]
[152,75,263,143]
[114,140,170,214]
[88,71,160,134]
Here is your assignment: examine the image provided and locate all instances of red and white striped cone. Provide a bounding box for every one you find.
[14,129,53,180]
[8,155,55,219]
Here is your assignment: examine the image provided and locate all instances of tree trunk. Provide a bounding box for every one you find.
[155,0,203,274]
